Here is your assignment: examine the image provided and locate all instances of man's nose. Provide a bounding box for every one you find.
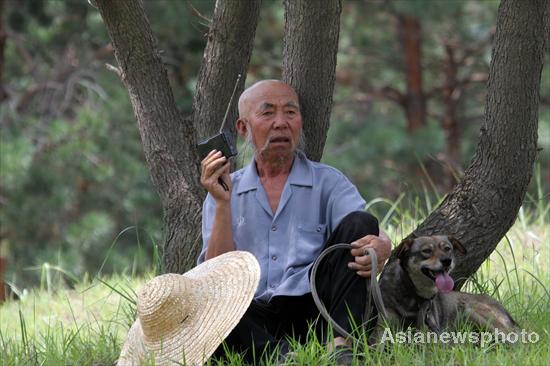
[272,111,287,128]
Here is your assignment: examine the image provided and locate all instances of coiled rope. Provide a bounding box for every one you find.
[310,244,388,342]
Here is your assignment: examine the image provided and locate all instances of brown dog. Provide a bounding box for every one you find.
[371,235,519,343]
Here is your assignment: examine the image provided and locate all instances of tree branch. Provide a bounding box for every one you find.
[192,0,261,143]
[96,0,261,272]
[95,0,205,273]
[375,86,406,106]
[105,63,123,79]
[95,0,201,205]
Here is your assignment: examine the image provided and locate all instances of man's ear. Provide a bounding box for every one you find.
[236,118,248,138]
[394,238,414,260]
[448,235,467,255]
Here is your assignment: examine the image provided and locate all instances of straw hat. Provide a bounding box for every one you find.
[118,251,260,366]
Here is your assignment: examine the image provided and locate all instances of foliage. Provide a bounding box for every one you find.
[1,0,548,289]
[327,0,550,200]
[1,0,166,287]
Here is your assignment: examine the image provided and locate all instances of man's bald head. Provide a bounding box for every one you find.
[238,80,300,119]
[235,79,304,162]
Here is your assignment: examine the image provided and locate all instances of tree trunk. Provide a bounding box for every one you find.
[404,0,550,289]
[282,0,342,162]
[177,0,260,272]
[397,14,426,133]
[436,41,464,191]
[442,42,460,165]
[95,0,260,273]
[192,1,260,142]
[0,0,7,103]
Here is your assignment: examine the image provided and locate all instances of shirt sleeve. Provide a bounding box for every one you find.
[326,173,367,233]
[198,193,216,264]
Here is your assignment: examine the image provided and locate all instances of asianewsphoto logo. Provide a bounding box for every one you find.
[380,328,539,347]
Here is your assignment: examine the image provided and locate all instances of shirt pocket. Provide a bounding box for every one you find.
[288,223,327,269]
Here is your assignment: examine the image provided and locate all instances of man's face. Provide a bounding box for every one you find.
[237,81,303,160]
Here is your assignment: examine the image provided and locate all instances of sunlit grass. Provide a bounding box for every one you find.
[0,275,144,365]
[1,189,548,365]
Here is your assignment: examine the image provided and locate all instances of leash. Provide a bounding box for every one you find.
[310,244,388,342]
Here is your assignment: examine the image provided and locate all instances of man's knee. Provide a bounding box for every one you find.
[339,211,379,236]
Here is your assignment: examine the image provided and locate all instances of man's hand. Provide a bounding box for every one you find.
[348,232,392,278]
[200,150,232,202]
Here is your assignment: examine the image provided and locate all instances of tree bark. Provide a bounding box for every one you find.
[193,1,261,141]
[0,0,7,103]
[397,14,426,133]
[404,0,550,289]
[179,0,260,271]
[282,0,342,162]
[95,0,260,273]
[442,42,460,165]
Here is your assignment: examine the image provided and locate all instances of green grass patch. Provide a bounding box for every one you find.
[1,275,143,365]
[1,197,549,365]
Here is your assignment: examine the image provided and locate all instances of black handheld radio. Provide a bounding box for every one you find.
[196,74,242,190]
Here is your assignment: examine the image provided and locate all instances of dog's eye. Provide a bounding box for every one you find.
[443,246,451,252]
[422,249,432,255]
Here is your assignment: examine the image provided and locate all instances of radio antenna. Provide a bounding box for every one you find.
[219,74,242,134]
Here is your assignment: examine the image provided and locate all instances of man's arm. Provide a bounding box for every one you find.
[200,150,235,260]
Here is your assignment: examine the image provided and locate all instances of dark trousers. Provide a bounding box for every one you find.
[214,211,379,364]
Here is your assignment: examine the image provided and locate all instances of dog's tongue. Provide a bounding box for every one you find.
[435,273,454,293]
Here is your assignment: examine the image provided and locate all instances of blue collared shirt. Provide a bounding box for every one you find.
[199,153,366,302]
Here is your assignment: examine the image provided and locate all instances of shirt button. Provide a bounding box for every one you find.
[316,226,322,232]
[271,225,277,231]
[270,284,275,288]
[272,255,277,261]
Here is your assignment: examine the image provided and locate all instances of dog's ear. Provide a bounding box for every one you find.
[448,235,467,255]
[394,238,414,259]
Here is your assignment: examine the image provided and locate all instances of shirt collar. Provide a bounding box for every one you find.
[236,152,313,194]
[236,159,260,194]
[288,152,313,187]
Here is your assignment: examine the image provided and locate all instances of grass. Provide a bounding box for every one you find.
[0,274,142,365]
[1,192,549,365]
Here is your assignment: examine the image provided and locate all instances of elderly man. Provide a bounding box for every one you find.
[199,80,392,363]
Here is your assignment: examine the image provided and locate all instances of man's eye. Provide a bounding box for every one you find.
[286,110,296,115]
[263,111,273,116]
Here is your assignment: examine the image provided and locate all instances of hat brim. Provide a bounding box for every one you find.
[118,251,260,366]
